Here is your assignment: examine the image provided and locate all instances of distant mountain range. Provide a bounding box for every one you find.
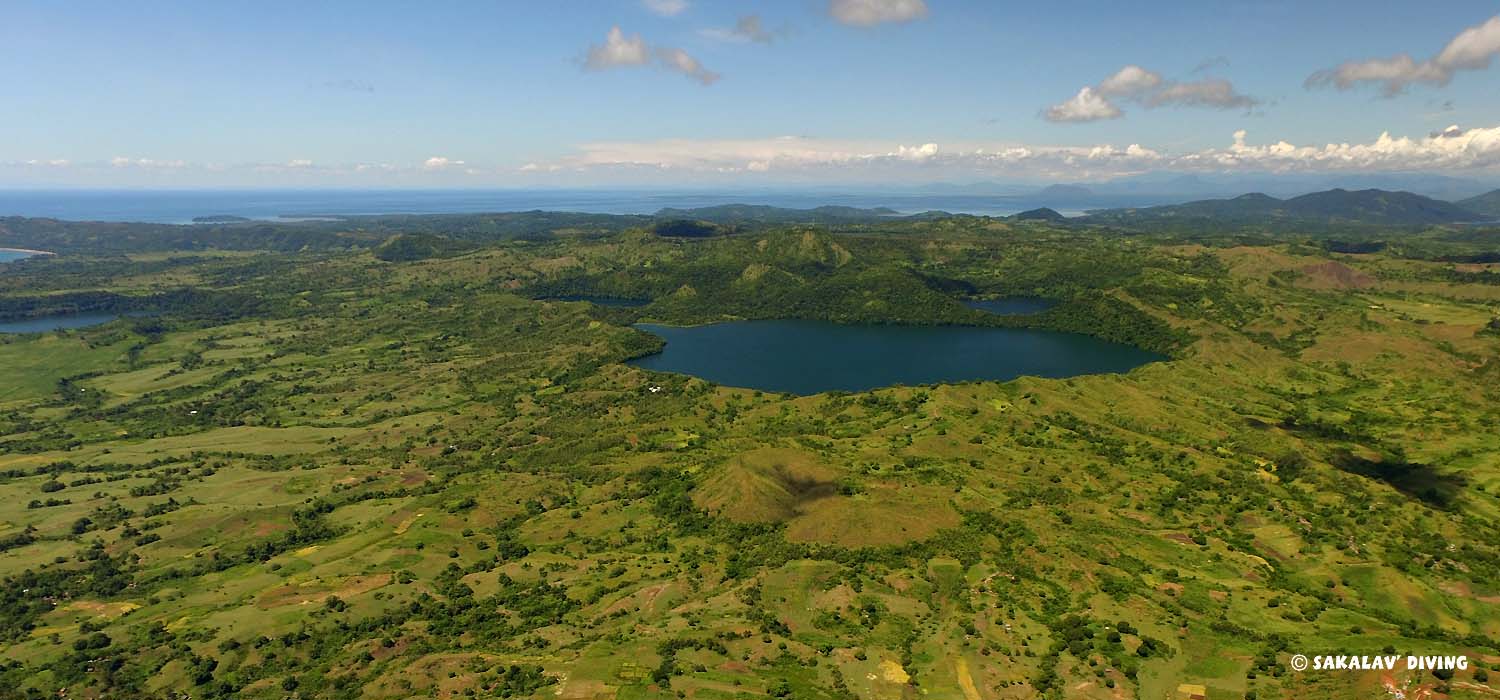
[1083,188,1499,226]
[909,172,1500,202]
[653,188,1500,228]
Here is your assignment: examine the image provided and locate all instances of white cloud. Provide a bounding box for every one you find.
[1047,66,1258,123]
[423,156,465,169]
[17,126,1500,187]
[1146,78,1259,110]
[108,156,187,169]
[1097,65,1162,96]
[830,0,928,27]
[1307,14,1500,95]
[1045,87,1123,123]
[286,159,313,168]
[642,0,688,17]
[1185,125,1500,172]
[656,47,720,85]
[522,124,1500,180]
[894,143,939,160]
[702,15,775,44]
[584,27,650,71]
[582,26,719,85]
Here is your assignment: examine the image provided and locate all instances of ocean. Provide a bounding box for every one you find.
[0,189,1103,224]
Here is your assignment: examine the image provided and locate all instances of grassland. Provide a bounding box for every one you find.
[1,218,1498,700]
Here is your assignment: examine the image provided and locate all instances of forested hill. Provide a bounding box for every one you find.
[651,204,909,224]
[0,211,653,255]
[0,207,940,255]
[1084,188,1488,226]
[1459,188,1500,218]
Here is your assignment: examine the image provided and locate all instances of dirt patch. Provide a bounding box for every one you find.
[601,583,673,616]
[400,469,429,486]
[393,512,424,535]
[1299,261,1374,289]
[257,573,391,608]
[63,600,141,619]
[555,679,616,700]
[879,659,910,684]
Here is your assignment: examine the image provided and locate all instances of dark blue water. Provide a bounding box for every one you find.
[963,297,1057,315]
[0,313,119,334]
[629,320,1162,394]
[543,295,651,308]
[0,189,1123,224]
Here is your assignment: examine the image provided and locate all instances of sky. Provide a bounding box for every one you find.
[2,0,1500,188]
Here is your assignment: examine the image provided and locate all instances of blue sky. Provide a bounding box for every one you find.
[3,0,1499,187]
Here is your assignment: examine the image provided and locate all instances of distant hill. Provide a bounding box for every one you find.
[372,233,473,262]
[650,219,725,238]
[1011,207,1067,222]
[1035,184,1093,200]
[653,204,904,224]
[1086,188,1482,226]
[1457,189,1500,219]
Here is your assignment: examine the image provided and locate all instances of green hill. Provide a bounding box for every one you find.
[653,204,904,224]
[1457,188,1500,218]
[1088,188,1481,225]
[1011,206,1068,222]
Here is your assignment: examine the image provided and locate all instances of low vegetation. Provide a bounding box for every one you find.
[1,210,1498,700]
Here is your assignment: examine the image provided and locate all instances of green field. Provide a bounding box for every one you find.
[2,215,1499,700]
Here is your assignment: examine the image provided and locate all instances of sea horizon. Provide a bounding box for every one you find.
[0,187,1151,224]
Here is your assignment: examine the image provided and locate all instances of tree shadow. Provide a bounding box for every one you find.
[1330,449,1465,509]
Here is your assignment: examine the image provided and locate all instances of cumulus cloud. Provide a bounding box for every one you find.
[830,0,928,27]
[1046,65,1258,123]
[423,156,465,170]
[1307,14,1500,95]
[518,124,1500,180]
[17,126,1500,187]
[585,27,651,70]
[583,26,719,85]
[894,143,939,160]
[1097,65,1162,96]
[1187,125,1500,172]
[1045,87,1123,123]
[703,15,776,44]
[642,0,688,17]
[1146,78,1260,110]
